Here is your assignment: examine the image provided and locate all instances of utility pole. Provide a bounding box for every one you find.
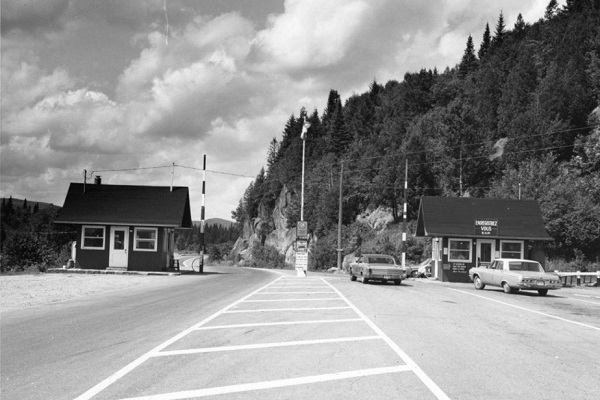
[337,161,344,270]
[402,159,408,268]
[200,154,206,273]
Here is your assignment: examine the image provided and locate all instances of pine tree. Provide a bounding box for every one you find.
[491,11,506,49]
[545,0,558,19]
[459,35,478,78]
[514,13,527,37]
[478,23,491,59]
[266,138,279,173]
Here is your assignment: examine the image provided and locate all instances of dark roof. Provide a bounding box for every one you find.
[55,183,192,228]
[416,196,551,241]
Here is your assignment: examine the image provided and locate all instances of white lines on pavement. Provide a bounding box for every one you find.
[450,289,600,331]
[243,298,341,302]
[225,306,352,313]
[256,291,336,294]
[194,318,363,330]
[76,275,449,400]
[320,278,451,400]
[570,298,600,305]
[155,336,382,356]
[74,277,283,400]
[120,366,412,400]
[574,294,600,299]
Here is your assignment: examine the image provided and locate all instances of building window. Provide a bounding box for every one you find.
[448,239,472,262]
[134,228,158,251]
[500,240,523,259]
[81,226,105,250]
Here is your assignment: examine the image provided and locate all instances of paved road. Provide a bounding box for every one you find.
[2,267,599,399]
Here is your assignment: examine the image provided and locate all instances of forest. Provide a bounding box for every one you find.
[232,1,600,265]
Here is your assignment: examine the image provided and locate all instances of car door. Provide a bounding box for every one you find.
[479,260,499,285]
[491,260,505,286]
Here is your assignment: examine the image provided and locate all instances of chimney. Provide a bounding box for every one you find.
[95,175,102,185]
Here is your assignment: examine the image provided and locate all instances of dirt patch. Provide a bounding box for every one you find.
[0,273,164,311]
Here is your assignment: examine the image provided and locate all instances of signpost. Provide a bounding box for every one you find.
[295,221,308,277]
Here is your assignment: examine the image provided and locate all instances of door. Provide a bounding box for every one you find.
[477,239,495,268]
[109,226,129,269]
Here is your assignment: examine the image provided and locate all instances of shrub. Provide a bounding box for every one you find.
[249,242,286,269]
[1,232,58,272]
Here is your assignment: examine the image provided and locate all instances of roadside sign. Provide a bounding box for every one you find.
[297,221,308,238]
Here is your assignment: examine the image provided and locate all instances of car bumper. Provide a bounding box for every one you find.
[516,282,561,290]
[367,273,406,281]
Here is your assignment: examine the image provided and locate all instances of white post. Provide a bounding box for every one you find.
[300,137,306,221]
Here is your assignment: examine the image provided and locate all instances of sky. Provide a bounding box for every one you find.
[0,0,562,221]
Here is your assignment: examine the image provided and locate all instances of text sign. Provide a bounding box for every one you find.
[295,252,308,271]
[297,221,308,238]
[474,219,498,236]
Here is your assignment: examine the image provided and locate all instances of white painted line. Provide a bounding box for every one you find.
[155,336,382,356]
[256,291,335,294]
[225,306,352,313]
[74,277,286,400]
[571,298,600,305]
[450,289,600,331]
[574,294,600,300]
[243,298,341,302]
[120,365,412,400]
[321,278,451,400]
[194,318,363,330]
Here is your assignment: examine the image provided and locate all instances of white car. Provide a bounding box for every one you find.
[469,258,561,296]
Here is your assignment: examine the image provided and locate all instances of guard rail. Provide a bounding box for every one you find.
[554,271,599,287]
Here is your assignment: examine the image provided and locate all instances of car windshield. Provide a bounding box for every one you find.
[367,256,395,265]
[508,261,544,272]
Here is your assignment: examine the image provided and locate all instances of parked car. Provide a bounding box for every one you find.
[412,259,433,278]
[350,254,409,285]
[469,258,561,296]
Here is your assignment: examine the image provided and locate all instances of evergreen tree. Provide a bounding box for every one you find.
[491,11,506,49]
[545,0,558,20]
[478,23,491,59]
[459,35,478,77]
[33,203,39,214]
[266,138,279,174]
[22,198,28,211]
[514,13,527,37]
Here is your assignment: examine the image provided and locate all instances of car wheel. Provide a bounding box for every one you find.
[362,276,369,284]
[502,282,513,294]
[411,271,418,278]
[395,279,402,285]
[350,274,357,281]
[473,276,485,290]
[538,289,548,296]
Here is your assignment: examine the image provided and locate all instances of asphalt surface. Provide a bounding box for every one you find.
[2,266,599,400]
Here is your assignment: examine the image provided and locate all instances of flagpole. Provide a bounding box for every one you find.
[300,123,307,221]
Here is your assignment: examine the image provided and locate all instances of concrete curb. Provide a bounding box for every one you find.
[47,268,180,276]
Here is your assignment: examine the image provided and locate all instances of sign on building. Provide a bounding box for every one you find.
[474,219,498,236]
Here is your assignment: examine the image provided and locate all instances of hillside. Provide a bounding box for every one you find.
[232,2,600,267]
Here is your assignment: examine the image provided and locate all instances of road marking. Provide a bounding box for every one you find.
[571,298,600,306]
[194,318,363,330]
[225,306,352,313]
[321,278,451,400]
[76,275,447,400]
[574,294,600,300]
[119,366,412,400]
[243,298,341,302]
[256,291,336,294]
[74,277,287,400]
[450,289,600,331]
[156,336,382,356]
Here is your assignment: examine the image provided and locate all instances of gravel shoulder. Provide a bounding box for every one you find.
[0,273,167,311]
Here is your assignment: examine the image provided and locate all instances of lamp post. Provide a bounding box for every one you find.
[295,118,310,277]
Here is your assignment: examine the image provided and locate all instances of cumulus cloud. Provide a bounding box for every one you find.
[0,0,561,217]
